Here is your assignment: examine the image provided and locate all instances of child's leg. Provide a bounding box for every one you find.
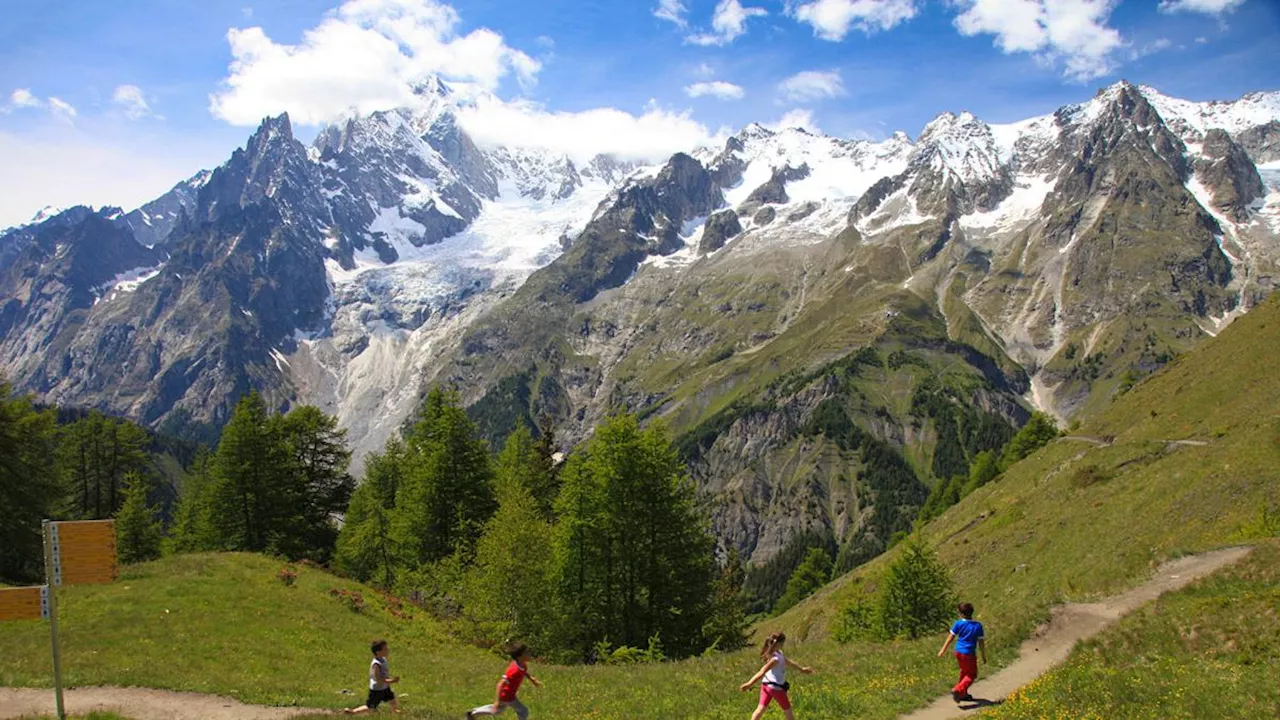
[469,702,505,716]
[953,652,978,696]
[782,709,796,720]
[389,696,400,713]
[509,699,529,720]
[751,687,770,720]
[750,705,768,720]
[343,706,371,715]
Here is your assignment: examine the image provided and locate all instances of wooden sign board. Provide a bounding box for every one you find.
[0,586,49,621]
[50,520,118,586]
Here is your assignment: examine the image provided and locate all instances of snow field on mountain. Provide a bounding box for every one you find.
[960,174,1058,234]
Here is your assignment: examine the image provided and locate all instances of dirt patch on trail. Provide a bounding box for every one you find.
[0,686,327,719]
[899,546,1252,720]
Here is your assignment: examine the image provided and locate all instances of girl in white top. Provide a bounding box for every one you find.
[740,632,814,720]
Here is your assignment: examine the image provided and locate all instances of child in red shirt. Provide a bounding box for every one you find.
[467,642,541,719]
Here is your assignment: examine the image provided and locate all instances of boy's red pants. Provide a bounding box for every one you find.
[953,652,979,695]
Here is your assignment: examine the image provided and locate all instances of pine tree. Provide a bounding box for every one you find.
[878,537,954,640]
[392,388,495,568]
[335,446,404,587]
[202,393,292,552]
[0,379,58,583]
[549,415,715,658]
[702,548,750,652]
[277,405,354,561]
[496,423,560,521]
[549,453,607,659]
[999,412,1060,470]
[774,546,833,614]
[115,472,163,564]
[56,411,149,520]
[465,442,555,647]
[168,447,216,553]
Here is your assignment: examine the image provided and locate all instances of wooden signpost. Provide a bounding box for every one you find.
[0,585,49,621]
[0,519,118,719]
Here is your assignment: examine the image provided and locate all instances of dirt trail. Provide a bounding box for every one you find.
[0,686,327,719]
[900,546,1251,720]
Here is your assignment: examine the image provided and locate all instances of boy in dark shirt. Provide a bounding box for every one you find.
[937,602,986,702]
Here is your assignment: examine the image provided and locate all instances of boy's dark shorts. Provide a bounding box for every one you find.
[367,687,395,708]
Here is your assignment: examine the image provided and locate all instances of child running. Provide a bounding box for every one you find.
[344,638,400,714]
[739,632,814,720]
[937,602,987,702]
[467,641,542,719]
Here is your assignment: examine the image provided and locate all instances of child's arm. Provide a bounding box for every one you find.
[784,657,814,674]
[739,659,777,691]
[937,632,955,657]
[527,672,542,689]
[978,638,988,664]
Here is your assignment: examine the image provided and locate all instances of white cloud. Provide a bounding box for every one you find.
[686,0,768,46]
[951,0,1125,82]
[1195,36,1210,43]
[778,70,845,103]
[693,62,716,78]
[454,95,721,164]
[209,0,541,126]
[112,85,153,120]
[765,109,821,134]
[684,81,745,100]
[790,0,919,40]
[47,98,77,120]
[654,0,688,27]
[1158,0,1244,14]
[1129,37,1172,61]
[10,89,41,109]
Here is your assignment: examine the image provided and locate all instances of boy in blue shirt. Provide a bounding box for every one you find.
[937,602,986,702]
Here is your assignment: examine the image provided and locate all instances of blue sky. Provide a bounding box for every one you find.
[1,0,1278,226]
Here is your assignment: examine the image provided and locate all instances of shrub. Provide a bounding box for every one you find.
[832,594,880,643]
[329,588,366,613]
[1071,464,1113,488]
[277,566,298,587]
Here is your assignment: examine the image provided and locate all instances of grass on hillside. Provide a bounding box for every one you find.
[774,293,1280,648]
[988,541,1280,719]
[0,553,976,719]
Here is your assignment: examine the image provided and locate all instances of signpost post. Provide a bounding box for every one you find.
[41,520,66,720]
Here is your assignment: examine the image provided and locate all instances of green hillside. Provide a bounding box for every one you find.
[1,296,1277,719]
[989,541,1280,719]
[774,292,1280,644]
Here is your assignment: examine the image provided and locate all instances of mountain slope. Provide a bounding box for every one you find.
[0,81,1277,567]
[773,291,1280,642]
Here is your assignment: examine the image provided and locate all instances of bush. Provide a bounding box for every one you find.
[329,588,366,613]
[277,566,298,587]
[878,538,954,640]
[1071,464,1113,488]
[832,594,880,643]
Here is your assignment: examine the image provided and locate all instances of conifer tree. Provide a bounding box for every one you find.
[392,388,495,568]
[0,379,57,583]
[336,445,404,587]
[703,548,750,651]
[549,415,715,658]
[878,537,954,640]
[465,433,556,647]
[168,447,216,553]
[202,392,291,552]
[277,405,354,560]
[115,472,163,564]
[774,546,833,614]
